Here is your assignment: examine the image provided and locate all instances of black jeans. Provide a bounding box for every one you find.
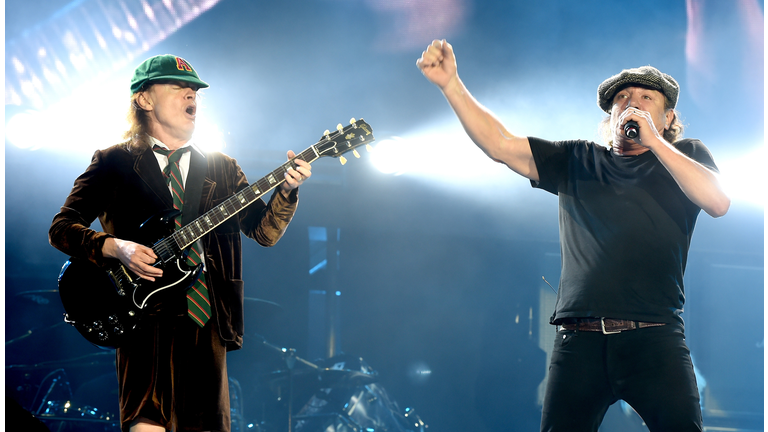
[541,324,702,432]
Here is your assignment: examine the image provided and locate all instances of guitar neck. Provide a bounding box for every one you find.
[167,146,319,252]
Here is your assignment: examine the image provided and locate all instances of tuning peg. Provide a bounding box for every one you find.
[339,156,347,165]
[336,123,343,132]
[323,130,330,139]
[366,144,373,152]
[350,118,357,124]
[352,149,360,159]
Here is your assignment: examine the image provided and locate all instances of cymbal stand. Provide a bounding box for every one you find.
[258,336,319,432]
[32,368,72,416]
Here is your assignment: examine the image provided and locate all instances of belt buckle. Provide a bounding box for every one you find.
[601,317,621,335]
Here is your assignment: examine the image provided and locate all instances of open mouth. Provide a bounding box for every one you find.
[185,105,196,116]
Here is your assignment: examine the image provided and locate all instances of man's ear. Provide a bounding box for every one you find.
[664,109,674,130]
[136,91,153,111]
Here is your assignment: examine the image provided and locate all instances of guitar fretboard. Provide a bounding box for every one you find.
[160,148,317,259]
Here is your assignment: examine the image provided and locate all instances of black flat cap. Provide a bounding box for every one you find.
[597,65,679,113]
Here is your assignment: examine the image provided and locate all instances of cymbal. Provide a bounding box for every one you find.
[244,297,283,308]
[268,367,378,391]
[6,351,115,370]
[14,290,60,306]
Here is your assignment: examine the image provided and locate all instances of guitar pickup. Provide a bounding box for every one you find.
[107,267,133,296]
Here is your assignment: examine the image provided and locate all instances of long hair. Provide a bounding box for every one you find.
[598,103,685,146]
[123,91,152,153]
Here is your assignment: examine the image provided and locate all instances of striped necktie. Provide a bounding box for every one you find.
[153,145,211,327]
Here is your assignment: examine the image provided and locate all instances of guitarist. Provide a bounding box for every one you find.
[49,54,312,432]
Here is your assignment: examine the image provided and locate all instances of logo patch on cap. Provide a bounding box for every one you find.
[176,57,193,72]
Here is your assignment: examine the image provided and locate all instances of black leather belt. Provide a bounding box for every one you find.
[559,318,666,334]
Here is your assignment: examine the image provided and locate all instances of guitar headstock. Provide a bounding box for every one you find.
[314,118,375,164]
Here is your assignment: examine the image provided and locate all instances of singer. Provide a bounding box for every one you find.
[418,40,729,432]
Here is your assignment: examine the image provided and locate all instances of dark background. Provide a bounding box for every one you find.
[5,1,764,431]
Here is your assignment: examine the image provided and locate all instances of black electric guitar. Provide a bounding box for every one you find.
[58,118,374,348]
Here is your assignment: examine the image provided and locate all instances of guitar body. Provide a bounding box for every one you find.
[58,210,202,348]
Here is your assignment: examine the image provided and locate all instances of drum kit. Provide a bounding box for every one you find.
[7,291,427,432]
[250,338,426,432]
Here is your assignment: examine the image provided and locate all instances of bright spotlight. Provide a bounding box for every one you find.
[718,145,765,207]
[371,124,511,188]
[6,111,44,149]
[5,77,225,156]
[193,117,226,153]
[371,136,410,175]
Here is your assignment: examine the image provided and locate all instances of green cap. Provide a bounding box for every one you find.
[130,54,209,95]
[597,65,679,113]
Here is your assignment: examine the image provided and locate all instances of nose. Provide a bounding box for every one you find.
[624,96,638,110]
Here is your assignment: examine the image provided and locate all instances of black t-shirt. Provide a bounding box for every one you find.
[528,137,719,327]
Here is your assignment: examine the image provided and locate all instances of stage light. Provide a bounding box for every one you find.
[193,115,226,153]
[5,104,124,153]
[718,144,765,207]
[5,76,225,157]
[407,361,432,385]
[6,0,224,112]
[6,111,43,150]
[370,136,410,175]
[371,125,513,188]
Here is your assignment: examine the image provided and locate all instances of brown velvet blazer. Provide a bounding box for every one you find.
[49,140,298,350]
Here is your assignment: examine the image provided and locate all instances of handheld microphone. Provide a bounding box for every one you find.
[624,121,639,139]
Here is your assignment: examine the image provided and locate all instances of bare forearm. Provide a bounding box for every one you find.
[652,142,730,217]
[442,77,507,154]
[440,76,537,180]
